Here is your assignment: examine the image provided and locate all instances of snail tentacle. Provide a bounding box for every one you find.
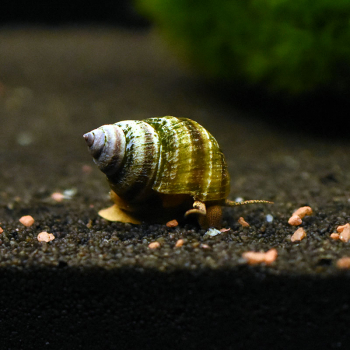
[225,199,273,206]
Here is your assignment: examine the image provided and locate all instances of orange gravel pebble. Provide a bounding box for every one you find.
[288,215,302,226]
[294,206,313,218]
[148,241,160,249]
[330,233,340,241]
[37,232,55,242]
[264,249,278,265]
[288,206,313,226]
[0,226,3,234]
[175,239,184,248]
[336,257,350,269]
[337,223,350,233]
[166,219,178,228]
[242,248,277,265]
[339,224,350,243]
[291,227,307,242]
[51,192,65,202]
[238,217,250,227]
[19,215,35,227]
[242,251,266,265]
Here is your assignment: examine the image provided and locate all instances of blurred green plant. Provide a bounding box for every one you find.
[136,0,350,95]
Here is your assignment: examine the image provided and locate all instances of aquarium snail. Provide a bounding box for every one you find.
[84,116,271,228]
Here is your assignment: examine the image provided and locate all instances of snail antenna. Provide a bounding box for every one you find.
[225,199,273,207]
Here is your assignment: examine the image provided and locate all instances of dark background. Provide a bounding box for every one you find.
[1,0,349,136]
[1,0,149,27]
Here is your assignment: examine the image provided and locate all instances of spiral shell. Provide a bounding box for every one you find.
[84,116,271,227]
[85,116,230,203]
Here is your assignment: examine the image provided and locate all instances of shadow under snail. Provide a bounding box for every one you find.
[84,116,272,228]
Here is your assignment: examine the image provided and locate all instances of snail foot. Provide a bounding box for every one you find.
[98,204,141,224]
[184,201,206,218]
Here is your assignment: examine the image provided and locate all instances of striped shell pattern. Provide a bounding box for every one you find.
[84,116,230,205]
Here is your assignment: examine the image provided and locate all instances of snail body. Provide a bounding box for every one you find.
[84,116,270,228]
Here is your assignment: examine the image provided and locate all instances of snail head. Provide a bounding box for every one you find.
[83,124,126,176]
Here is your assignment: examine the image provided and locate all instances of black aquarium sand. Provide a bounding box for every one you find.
[1,28,350,349]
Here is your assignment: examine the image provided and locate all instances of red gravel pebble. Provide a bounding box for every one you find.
[337,223,350,233]
[37,232,55,242]
[294,206,313,218]
[288,215,302,226]
[242,248,277,265]
[291,227,307,242]
[175,239,184,248]
[148,242,160,249]
[330,233,340,241]
[19,215,35,227]
[238,217,250,227]
[339,225,350,243]
[166,219,178,228]
[51,192,65,202]
[336,257,350,269]
[264,249,278,265]
[288,206,313,226]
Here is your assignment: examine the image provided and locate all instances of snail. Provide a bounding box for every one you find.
[84,116,271,228]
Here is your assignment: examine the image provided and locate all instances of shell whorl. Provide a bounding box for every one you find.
[84,124,126,176]
[109,120,160,202]
[145,116,230,202]
[84,120,161,204]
